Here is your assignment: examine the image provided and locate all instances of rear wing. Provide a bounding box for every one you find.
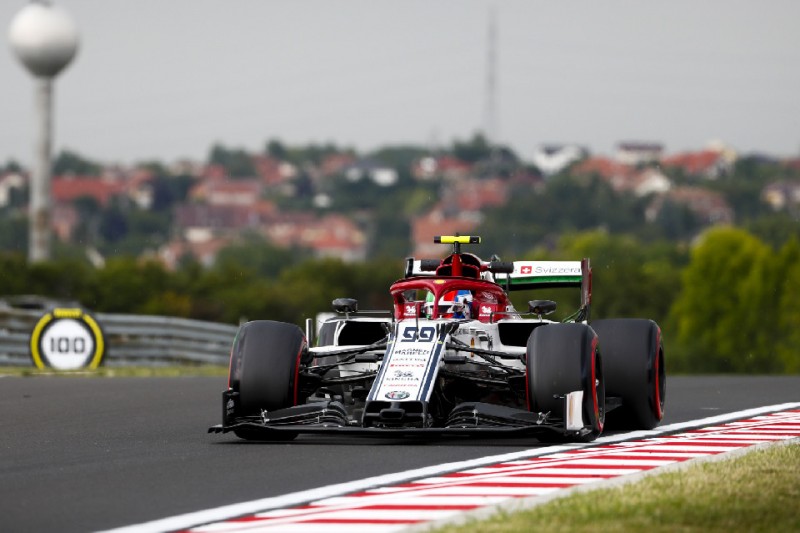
[494,259,592,320]
[403,258,513,282]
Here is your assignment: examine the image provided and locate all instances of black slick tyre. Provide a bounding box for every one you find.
[526,323,605,442]
[227,320,307,440]
[591,318,665,430]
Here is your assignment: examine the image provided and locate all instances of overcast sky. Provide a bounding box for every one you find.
[2,1,799,167]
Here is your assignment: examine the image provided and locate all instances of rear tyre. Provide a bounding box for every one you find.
[591,318,665,430]
[526,323,605,442]
[227,320,307,440]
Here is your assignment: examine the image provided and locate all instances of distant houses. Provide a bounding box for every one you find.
[5,138,799,268]
[569,142,744,225]
[530,144,588,177]
[646,187,735,225]
[163,163,368,268]
[762,180,800,211]
[615,142,664,166]
[661,145,736,180]
[412,155,473,181]
[342,159,398,187]
[52,175,128,207]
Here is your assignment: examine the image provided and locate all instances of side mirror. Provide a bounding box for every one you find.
[404,258,415,278]
[528,300,556,318]
[488,261,515,274]
[333,298,358,318]
[419,259,440,272]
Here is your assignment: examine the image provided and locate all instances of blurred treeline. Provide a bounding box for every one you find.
[2,139,800,373]
[1,226,797,374]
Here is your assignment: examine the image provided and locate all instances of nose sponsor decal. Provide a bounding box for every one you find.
[370,323,442,403]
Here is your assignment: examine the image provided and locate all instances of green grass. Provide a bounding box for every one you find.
[0,365,228,377]
[429,442,800,533]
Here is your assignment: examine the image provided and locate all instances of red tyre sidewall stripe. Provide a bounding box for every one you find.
[292,339,307,406]
[227,330,241,390]
[653,327,663,420]
[525,366,531,411]
[590,335,603,433]
[227,345,233,390]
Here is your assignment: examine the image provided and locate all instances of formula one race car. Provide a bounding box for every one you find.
[209,236,665,442]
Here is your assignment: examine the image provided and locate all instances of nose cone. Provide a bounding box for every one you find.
[9,2,79,78]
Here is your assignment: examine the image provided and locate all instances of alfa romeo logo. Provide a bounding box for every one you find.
[385,391,411,400]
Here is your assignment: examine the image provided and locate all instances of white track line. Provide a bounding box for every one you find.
[405,437,800,532]
[99,402,800,533]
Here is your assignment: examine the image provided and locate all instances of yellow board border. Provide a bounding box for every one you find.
[29,309,106,370]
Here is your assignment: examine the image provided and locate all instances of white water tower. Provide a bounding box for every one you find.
[9,1,79,263]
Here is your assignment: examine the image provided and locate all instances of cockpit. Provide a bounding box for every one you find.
[392,235,519,322]
[392,277,514,323]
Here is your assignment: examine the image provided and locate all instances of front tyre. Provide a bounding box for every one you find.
[591,318,665,430]
[526,323,605,442]
[227,320,308,440]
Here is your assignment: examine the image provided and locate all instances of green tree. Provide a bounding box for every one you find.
[88,257,172,313]
[404,183,441,216]
[452,133,492,163]
[150,174,195,212]
[668,227,776,372]
[22,257,95,303]
[1,159,23,173]
[214,234,308,279]
[367,145,428,171]
[0,215,27,253]
[652,199,702,241]
[324,173,389,210]
[478,175,642,257]
[52,150,102,176]
[71,196,102,246]
[553,231,685,325]
[99,202,130,244]
[0,252,31,294]
[264,139,349,166]
[369,211,411,259]
[208,144,256,177]
[774,238,800,372]
[5,182,29,210]
[135,160,168,176]
[746,212,800,249]
[98,209,171,257]
[705,155,798,224]
[265,139,288,160]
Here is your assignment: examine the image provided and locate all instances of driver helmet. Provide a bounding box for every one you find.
[452,290,473,318]
[426,289,472,318]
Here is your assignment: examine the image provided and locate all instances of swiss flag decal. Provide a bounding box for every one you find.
[521,265,532,274]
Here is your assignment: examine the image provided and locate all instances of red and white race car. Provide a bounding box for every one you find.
[210,235,665,442]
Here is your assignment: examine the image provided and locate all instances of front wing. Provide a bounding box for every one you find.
[208,397,594,440]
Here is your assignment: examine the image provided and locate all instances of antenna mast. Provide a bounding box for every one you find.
[483,9,498,144]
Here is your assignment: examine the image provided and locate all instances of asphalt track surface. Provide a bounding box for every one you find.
[1,375,798,532]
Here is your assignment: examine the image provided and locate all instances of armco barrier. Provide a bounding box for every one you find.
[0,304,238,367]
